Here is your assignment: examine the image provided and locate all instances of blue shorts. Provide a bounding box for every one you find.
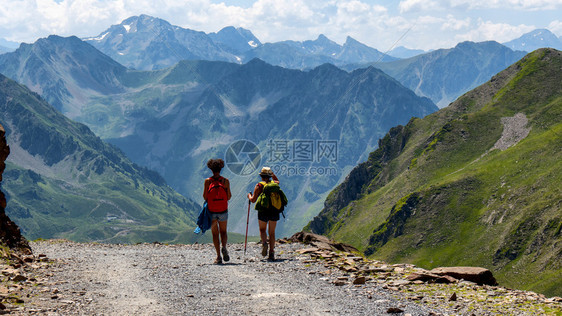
[210,211,228,222]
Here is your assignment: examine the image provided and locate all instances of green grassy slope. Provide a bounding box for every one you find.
[0,74,204,244]
[307,48,562,296]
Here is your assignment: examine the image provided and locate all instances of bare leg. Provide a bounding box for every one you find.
[268,220,277,253]
[258,220,268,244]
[259,220,269,256]
[218,220,230,261]
[218,220,228,247]
[211,220,221,260]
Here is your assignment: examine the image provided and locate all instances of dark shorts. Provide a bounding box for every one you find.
[258,210,280,222]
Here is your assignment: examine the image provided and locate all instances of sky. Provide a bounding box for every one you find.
[0,0,561,51]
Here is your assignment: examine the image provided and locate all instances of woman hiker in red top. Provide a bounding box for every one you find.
[203,159,232,264]
[247,167,280,261]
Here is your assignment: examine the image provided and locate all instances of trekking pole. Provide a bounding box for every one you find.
[244,194,251,256]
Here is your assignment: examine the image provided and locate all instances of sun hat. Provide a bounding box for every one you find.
[259,167,273,177]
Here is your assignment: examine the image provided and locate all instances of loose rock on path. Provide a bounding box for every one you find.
[2,239,560,315]
[8,240,441,315]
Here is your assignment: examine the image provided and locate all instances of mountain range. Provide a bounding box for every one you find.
[84,14,395,71]
[0,34,437,237]
[2,16,560,69]
[307,48,562,297]
[347,41,527,108]
[0,73,202,243]
[241,35,397,69]
[82,15,529,108]
[0,16,550,112]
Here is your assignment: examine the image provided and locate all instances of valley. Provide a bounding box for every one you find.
[0,14,560,300]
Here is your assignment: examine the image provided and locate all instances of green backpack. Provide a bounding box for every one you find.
[256,181,288,214]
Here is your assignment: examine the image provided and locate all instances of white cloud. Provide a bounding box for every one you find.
[399,0,562,11]
[450,0,562,10]
[442,14,471,31]
[372,5,388,14]
[456,19,536,43]
[548,20,562,35]
[399,0,441,13]
[337,0,371,13]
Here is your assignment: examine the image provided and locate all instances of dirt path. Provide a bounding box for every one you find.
[20,241,439,315]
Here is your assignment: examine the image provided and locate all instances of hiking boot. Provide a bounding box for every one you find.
[214,256,223,264]
[221,246,230,262]
[261,242,268,257]
[268,252,275,262]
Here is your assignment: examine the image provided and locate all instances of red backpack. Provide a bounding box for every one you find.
[207,177,228,213]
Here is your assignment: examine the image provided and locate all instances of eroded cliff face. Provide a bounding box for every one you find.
[307,124,412,235]
[0,123,30,250]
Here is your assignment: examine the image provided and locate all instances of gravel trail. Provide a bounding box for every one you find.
[26,240,443,315]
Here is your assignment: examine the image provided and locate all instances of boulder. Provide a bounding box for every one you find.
[353,276,366,285]
[407,271,458,284]
[429,267,497,285]
[289,231,358,253]
[387,307,404,313]
[11,274,27,282]
[449,292,457,301]
[406,272,441,282]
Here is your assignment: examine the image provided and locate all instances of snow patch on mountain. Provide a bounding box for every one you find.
[87,32,109,42]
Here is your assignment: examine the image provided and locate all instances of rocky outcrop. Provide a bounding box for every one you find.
[0,123,30,250]
[307,124,413,235]
[293,244,561,315]
[288,231,358,253]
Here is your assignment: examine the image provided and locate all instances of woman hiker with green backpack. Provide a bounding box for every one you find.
[203,159,232,264]
[247,167,282,261]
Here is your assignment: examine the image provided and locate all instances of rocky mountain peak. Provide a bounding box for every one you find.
[343,36,361,46]
[210,26,262,53]
[503,28,562,52]
[312,34,338,46]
